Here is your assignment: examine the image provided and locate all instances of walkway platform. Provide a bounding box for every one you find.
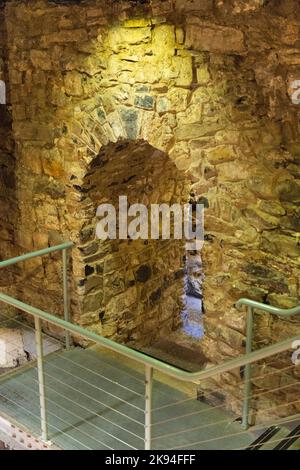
[0,347,259,450]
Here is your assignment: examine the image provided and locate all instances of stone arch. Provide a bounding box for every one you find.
[63,23,208,344]
[70,137,203,346]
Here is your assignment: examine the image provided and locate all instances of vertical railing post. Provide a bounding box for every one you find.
[62,248,71,350]
[145,365,153,450]
[34,316,48,443]
[242,306,254,430]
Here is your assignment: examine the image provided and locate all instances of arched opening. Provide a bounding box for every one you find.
[78,139,204,358]
[183,251,204,339]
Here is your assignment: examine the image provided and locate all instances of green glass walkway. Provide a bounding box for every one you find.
[0,347,260,450]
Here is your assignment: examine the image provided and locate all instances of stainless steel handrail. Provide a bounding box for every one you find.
[0,243,299,447]
[236,298,300,429]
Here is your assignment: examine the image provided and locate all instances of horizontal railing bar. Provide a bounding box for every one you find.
[236,298,300,317]
[0,292,299,383]
[0,242,74,269]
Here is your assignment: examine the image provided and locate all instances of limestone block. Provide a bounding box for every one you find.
[205,145,236,165]
[12,104,26,121]
[103,271,125,299]
[14,122,53,142]
[21,146,42,175]
[247,175,277,200]
[197,64,210,84]
[123,19,152,28]
[107,111,126,140]
[173,56,193,87]
[152,24,175,54]
[9,70,23,85]
[119,107,141,140]
[169,141,190,164]
[175,27,185,45]
[175,122,222,140]
[215,130,241,145]
[174,0,214,13]
[35,204,60,231]
[267,293,300,309]
[33,231,49,250]
[42,29,88,46]
[277,179,300,204]
[186,20,245,54]
[243,206,280,231]
[133,61,163,84]
[156,96,169,114]
[134,95,155,110]
[107,27,151,52]
[150,0,172,15]
[42,148,65,178]
[258,200,286,217]
[83,292,104,313]
[177,105,203,127]
[65,55,106,76]
[262,232,300,259]
[64,72,83,97]
[30,50,52,71]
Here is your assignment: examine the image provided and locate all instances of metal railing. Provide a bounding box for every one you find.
[236,298,300,430]
[0,242,72,443]
[0,242,299,449]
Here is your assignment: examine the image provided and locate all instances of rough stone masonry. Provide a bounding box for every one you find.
[0,0,300,420]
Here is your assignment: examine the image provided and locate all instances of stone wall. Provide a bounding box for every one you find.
[0,5,16,292]
[2,0,300,418]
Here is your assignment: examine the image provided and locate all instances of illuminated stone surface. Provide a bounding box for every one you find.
[0,0,300,419]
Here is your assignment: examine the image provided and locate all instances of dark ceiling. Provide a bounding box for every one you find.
[0,0,150,3]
